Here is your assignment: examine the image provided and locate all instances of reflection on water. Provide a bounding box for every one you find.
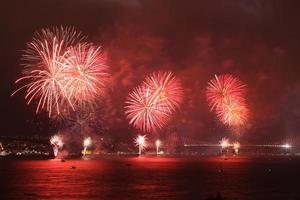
[0,156,300,199]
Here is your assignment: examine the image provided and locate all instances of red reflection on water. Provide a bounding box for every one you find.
[1,156,298,199]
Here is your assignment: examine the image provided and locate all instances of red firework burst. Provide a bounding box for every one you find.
[206,74,245,111]
[144,71,184,113]
[206,74,249,127]
[12,26,84,117]
[216,99,249,126]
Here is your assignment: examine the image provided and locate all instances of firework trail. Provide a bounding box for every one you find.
[83,137,92,156]
[12,27,84,117]
[64,43,109,107]
[125,71,183,132]
[155,139,161,155]
[50,135,64,157]
[233,142,240,154]
[134,135,147,156]
[206,74,249,127]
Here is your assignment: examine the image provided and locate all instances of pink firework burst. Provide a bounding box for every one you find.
[64,43,110,107]
[125,85,171,133]
[12,26,84,117]
[125,71,183,133]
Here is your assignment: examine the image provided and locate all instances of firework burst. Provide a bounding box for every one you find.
[64,43,109,107]
[83,137,92,156]
[219,137,230,148]
[50,135,64,157]
[125,71,183,133]
[12,26,84,117]
[125,85,171,132]
[216,100,249,126]
[144,71,184,113]
[134,135,147,155]
[206,74,245,111]
[206,74,249,127]
[12,27,110,117]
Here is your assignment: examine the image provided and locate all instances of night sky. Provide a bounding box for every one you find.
[1,0,300,144]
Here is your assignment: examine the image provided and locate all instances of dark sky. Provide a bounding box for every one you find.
[1,0,300,143]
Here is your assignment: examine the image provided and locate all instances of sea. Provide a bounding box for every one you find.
[0,156,300,200]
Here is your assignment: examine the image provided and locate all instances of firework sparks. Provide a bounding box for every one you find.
[233,142,240,154]
[155,139,161,155]
[125,85,171,132]
[219,138,230,149]
[83,137,92,156]
[206,74,245,111]
[12,27,84,117]
[134,135,147,156]
[50,135,64,157]
[125,71,183,132]
[206,74,249,127]
[12,27,110,117]
[64,43,109,107]
[216,100,249,126]
[144,71,184,113]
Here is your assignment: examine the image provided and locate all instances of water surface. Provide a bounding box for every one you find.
[0,156,299,199]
